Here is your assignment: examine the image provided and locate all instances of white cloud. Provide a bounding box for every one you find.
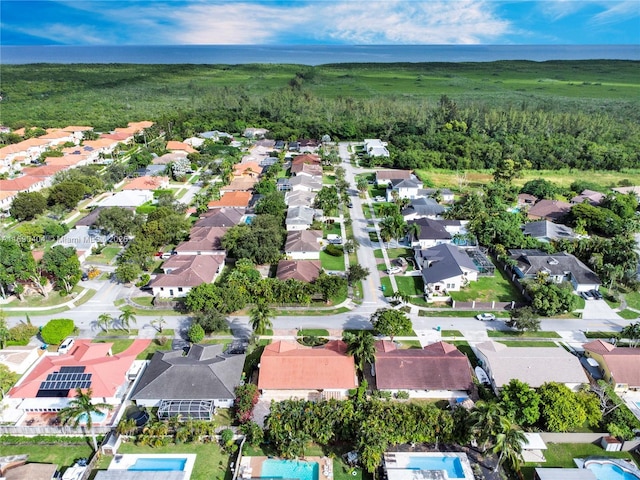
[590,1,640,25]
[538,0,586,21]
[4,21,110,44]
[50,0,511,45]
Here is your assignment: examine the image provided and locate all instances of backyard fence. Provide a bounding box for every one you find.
[539,432,640,452]
[0,425,112,435]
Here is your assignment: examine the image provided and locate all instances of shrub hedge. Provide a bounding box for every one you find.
[40,318,75,345]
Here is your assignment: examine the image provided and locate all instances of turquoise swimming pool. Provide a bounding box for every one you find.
[128,457,187,471]
[76,410,106,425]
[407,456,465,479]
[260,459,319,480]
[585,460,640,480]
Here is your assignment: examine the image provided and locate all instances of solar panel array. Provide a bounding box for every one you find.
[60,366,85,374]
[39,371,92,391]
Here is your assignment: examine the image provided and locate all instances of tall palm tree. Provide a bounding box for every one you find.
[150,316,167,333]
[492,416,526,473]
[343,331,376,375]
[96,313,112,332]
[405,222,421,245]
[249,300,274,335]
[469,401,505,451]
[57,388,113,451]
[119,306,137,333]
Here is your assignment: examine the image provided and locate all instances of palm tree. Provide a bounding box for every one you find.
[249,300,274,335]
[405,222,421,245]
[492,417,526,473]
[343,330,376,375]
[150,316,167,333]
[469,401,505,451]
[57,388,113,451]
[96,313,112,332]
[621,322,640,348]
[119,306,137,333]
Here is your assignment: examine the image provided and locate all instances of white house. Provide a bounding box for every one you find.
[284,230,323,259]
[416,244,479,295]
[150,255,225,298]
[285,206,319,231]
[385,178,424,201]
[363,139,389,157]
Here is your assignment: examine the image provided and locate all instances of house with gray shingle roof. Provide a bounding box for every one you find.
[285,230,322,259]
[416,243,478,294]
[385,178,424,201]
[523,220,577,243]
[284,190,317,208]
[285,206,320,231]
[401,197,446,220]
[194,208,245,228]
[508,249,601,292]
[131,344,245,417]
[289,174,323,192]
[150,255,224,298]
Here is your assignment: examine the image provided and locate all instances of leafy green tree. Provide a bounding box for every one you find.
[57,388,113,451]
[527,281,578,316]
[313,273,347,302]
[42,246,81,294]
[470,401,505,450]
[96,207,138,239]
[0,239,41,299]
[249,300,274,334]
[506,306,540,332]
[538,382,586,432]
[10,191,47,221]
[255,191,287,219]
[188,323,205,343]
[96,313,113,332]
[0,364,18,399]
[370,308,412,341]
[493,158,531,183]
[621,322,640,348]
[356,176,369,193]
[499,379,540,427]
[343,330,376,375]
[492,417,526,473]
[118,306,137,333]
[47,181,87,210]
[520,179,557,199]
[114,262,141,284]
[193,309,227,334]
[221,215,284,265]
[347,264,370,286]
[0,312,9,349]
[314,186,339,214]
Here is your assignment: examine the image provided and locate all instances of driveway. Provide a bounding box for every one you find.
[581,298,622,320]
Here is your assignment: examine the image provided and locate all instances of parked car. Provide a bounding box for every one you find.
[387,266,402,274]
[160,252,172,259]
[81,272,89,281]
[581,290,595,300]
[591,289,604,300]
[476,313,496,321]
[58,337,75,354]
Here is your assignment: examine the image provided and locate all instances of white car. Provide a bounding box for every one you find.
[387,266,402,274]
[58,337,75,354]
[476,313,496,322]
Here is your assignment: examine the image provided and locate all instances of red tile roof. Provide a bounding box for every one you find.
[207,191,252,209]
[290,154,321,166]
[374,341,473,391]
[22,164,66,177]
[122,176,169,191]
[258,340,357,390]
[9,339,150,399]
[0,176,44,191]
[166,141,196,154]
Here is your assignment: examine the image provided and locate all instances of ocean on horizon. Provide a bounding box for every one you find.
[2,44,639,65]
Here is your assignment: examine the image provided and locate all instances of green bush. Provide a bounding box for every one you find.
[188,324,205,343]
[325,244,344,257]
[8,323,39,344]
[395,391,410,400]
[40,319,75,345]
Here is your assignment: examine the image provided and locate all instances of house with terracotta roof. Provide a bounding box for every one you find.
[39,129,76,145]
[174,226,228,255]
[0,138,50,171]
[527,199,571,222]
[290,153,321,168]
[44,154,91,168]
[8,339,150,412]
[62,126,94,142]
[100,131,134,144]
[233,161,262,178]
[207,191,252,209]
[127,120,154,132]
[220,176,259,193]
[374,341,474,399]
[276,259,322,282]
[475,341,589,392]
[583,340,640,392]
[258,340,357,401]
[82,138,120,159]
[166,141,197,155]
[150,255,225,298]
[284,230,322,259]
[194,208,245,228]
[0,175,49,195]
[122,175,169,191]
[508,249,601,292]
[131,344,246,417]
[153,152,188,164]
[0,191,18,212]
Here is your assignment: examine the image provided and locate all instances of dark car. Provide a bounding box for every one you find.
[581,290,595,300]
[591,289,604,300]
[81,272,89,281]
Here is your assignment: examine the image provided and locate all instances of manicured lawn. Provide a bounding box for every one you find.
[498,340,559,347]
[382,248,413,259]
[5,285,84,308]
[619,309,640,320]
[0,442,94,472]
[625,290,640,310]
[418,310,509,318]
[320,251,346,271]
[487,330,560,338]
[84,245,121,265]
[380,277,393,296]
[112,441,232,480]
[136,338,172,360]
[574,295,586,310]
[449,267,524,302]
[130,296,154,307]
[441,330,463,337]
[277,307,351,316]
[299,329,329,336]
[521,442,637,480]
[324,222,342,237]
[394,276,424,296]
[450,341,481,368]
[97,328,139,337]
[323,174,336,185]
[92,338,134,354]
[398,339,422,348]
[120,305,179,316]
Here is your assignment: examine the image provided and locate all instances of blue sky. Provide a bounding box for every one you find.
[1,1,639,45]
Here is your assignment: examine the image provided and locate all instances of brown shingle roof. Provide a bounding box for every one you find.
[583,340,640,387]
[290,154,321,166]
[151,255,223,288]
[376,170,412,181]
[374,341,473,391]
[258,340,357,390]
[284,230,322,253]
[220,177,259,192]
[174,226,228,253]
[527,199,571,221]
[292,163,323,176]
[276,260,321,282]
[195,208,245,228]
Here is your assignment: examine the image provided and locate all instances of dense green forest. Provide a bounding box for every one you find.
[2,61,639,171]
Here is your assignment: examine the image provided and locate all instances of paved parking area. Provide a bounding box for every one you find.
[581,299,622,320]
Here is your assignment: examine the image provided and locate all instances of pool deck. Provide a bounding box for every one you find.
[383,452,475,480]
[239,456,333,480]
[108,454,196,480]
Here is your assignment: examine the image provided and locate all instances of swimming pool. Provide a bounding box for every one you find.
[129,457,187,471]
[585,460,640,480]
[76,410,107,425]
[260,459,319,480]
[407,456,465,479]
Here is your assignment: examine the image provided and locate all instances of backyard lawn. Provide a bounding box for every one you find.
[320,251,346,271]
[449,268,524,302]
[521,443,638,480]
[324,222,342,237]
[625,290,640,310]
[0,442,94,473]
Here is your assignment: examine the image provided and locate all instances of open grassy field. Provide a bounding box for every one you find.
[2,61,638,129]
